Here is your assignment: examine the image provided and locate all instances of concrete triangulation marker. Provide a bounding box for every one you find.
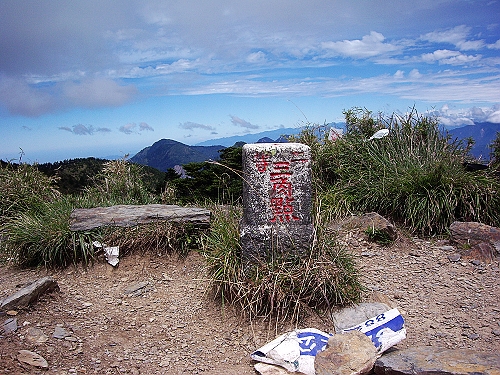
[240,143,314,263]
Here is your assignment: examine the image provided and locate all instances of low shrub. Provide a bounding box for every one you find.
[0,162,60,221]
[3,196,98,267]
[201,204,362,323]
[298,108,500,235]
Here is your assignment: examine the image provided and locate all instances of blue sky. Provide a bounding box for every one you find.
[1,0,499,163]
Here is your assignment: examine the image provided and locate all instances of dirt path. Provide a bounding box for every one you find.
[1,232,499,374]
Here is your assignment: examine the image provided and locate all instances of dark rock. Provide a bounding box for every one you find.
[448,253,461,262]
[53,326,71,339]
[1,276,59,311]
[450,221,500,262]
[374,347,500,375]
[70,204,211,231]
[1,317,18,334]
[315,331,377,375]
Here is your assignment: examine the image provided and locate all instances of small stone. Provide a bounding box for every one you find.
[1,317,18,333]
[471,259,481,266]
[53,326,71,339]
[6,310,18,316]
[315,331,377,375]
[492,330,500,336]
[17,350,49,369]
[467,333,480,340]
[447,253,461,262]
[26,327,49,344]
[438,246,456,251]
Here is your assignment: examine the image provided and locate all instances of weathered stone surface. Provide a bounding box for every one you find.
[254,362,292,375]
[374,347,500,375]
[53,326,71,339]
[17,350,49,369]
[123,281,151,297]
[26,327,49,344]
[240,143,314,261]
[69,204,211,231]
[331,302,391,332]
[1,317,18,334]
[0,276,59,311]
[315,331,377,375]
[334,212,397,241]
[450,221,500,262]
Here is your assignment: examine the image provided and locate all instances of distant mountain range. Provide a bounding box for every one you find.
[129,122,499,171]
[195,127,305,147]
[130,139,225,172]
[448,122,499,161]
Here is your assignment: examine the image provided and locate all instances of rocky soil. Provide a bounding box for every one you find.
[1,229,499,374]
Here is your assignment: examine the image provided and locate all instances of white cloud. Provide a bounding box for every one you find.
[408,69,422,79]
[488,39,500,49]
[0,75,54,116]
[321,31,399,58]
[119,123,137,134]
[421,25,485,51]
[394,70,404,79]
[230,115,259,130]
[246,51,267,64]
[139,122,154,131]
[65,78,137,108]
[431,104,500,126]
[59,124,111,135]
[179,121,216,131]
[421,50,481,65]
[487,110,500,123]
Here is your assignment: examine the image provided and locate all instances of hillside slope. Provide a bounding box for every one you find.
[130,139,225,171]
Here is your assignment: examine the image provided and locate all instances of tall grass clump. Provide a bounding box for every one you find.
[306,107,500,235]
[3,196,98,267]
[0,162,60,222]
[201,204,362,323]
[2,158,164,267]
[80,158,158,207]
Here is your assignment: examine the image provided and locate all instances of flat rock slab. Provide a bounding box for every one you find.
[69,204,211,231]
[1,276,59,311]
[17,350,49,369]
[374,347,500,375]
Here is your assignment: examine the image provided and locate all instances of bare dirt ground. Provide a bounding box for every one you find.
[1,229,499,374]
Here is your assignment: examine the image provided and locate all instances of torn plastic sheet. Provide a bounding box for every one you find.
[251,309,406,374]
[93,241,120,267]
[342,308,406,354]
[251,328,330,375]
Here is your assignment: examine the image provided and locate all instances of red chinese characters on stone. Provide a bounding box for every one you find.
[255,152,271,173]
[269,161,299,223]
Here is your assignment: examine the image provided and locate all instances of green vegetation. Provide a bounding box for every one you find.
[293,107,500,235]
[2,106,499,321]
[0,161,60,222]
[200,204,362,322]
[166,145,244,204]
[364,227,395,247]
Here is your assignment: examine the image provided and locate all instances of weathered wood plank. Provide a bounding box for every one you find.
[69,204,211,231]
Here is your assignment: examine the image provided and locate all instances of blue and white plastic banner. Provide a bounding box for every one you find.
[251,309,406,374]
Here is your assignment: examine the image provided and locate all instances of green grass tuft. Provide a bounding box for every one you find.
[200,204,362,323]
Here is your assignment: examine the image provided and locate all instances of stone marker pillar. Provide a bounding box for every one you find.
[240,143,314,262]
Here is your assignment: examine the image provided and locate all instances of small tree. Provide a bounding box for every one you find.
[490,131,500,170]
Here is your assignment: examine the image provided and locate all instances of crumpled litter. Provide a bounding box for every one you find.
[93,241,120,266]
[251,308,406,375]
